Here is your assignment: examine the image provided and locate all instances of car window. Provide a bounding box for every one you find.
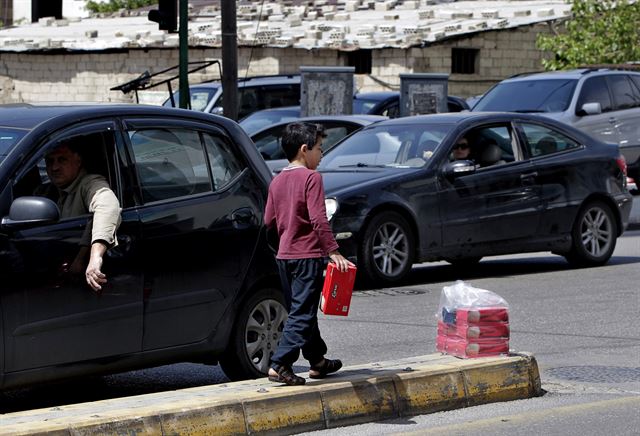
[253,128,286,160]
[577,77,612,113]
[128,128,211,203]
[456,125,517,167]
[13,129,120,204]
[202,133,245,190]
[608,75,640,110]
[520,123,580,157]
[163,87,219,111]
[258,85,301,110]
[473,79,577,113]
[0,128,28,164]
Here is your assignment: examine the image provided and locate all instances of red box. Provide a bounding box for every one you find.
[455,307,509,323]
[437,321,510,339]
[320,263,357,316]
[436,335,509,358]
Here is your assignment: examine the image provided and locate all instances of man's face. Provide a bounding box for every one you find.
[453,139,471,160]
[45,145,82,189]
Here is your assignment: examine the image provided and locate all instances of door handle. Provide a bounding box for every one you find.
[231,208,255,229]
[520,172,538,185]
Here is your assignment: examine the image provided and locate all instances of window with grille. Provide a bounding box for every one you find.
[451,48,479,74]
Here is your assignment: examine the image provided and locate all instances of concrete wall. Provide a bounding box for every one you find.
[0,22,553,105]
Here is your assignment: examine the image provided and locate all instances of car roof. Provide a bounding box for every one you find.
[194,74,301,89]
[0,103,238,130]
[504,68,640,82]
[354,91,399,100]
[366,111,546,126]
[249,114,387,137]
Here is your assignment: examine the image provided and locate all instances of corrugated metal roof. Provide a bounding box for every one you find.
[0,1,571,52]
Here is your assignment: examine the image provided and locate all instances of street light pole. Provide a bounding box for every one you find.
[179,0,190,109]
[221,0,238,121]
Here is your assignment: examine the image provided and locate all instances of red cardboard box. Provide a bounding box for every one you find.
[320,263,356,316]
[436,335,509,358]
[437,321,510,339]
[455,307,509,323]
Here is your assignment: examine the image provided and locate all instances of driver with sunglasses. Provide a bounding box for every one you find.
[451,136,473,161]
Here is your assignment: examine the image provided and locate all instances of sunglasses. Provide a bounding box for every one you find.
[453,143,469,150]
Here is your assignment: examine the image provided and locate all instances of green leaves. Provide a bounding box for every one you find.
[85,0,159,14]
[536,0,640,70]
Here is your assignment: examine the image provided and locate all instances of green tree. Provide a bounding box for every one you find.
[537,0,640,70]
[86,0,158,14]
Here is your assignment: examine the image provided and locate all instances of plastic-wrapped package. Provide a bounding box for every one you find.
[435,281,510,358]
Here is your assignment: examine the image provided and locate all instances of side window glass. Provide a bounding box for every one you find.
[203,133,245,190]
[577,77,612,113]
[128,128,211,203]
[238,88,259,119]
[14,130,119,207]
[457,126,516,168]
[261,85,300,110]
[608,75,640,110]
[520,123,580,157]
[322,126,350,150]
[254,129,286,161]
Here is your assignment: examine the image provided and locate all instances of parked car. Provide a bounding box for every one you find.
[472,68,640,182]
[318,112,633,285]
[163,74,301,120]
[240,91,469,136]
[0,104,286,388]
[249,114,387,172]
[353,91,470,118]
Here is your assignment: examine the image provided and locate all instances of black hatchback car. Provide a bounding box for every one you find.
[319,112,633,285]
[0,104,286,389]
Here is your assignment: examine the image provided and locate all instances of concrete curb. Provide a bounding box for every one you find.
[0,353,541,435]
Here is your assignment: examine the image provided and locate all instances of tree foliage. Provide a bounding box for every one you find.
[537,0,640,70]
[85,0,158,14]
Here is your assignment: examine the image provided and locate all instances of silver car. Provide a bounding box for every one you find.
[472,68,640,183]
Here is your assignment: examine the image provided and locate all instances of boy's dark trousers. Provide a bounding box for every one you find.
[270,258,327,371]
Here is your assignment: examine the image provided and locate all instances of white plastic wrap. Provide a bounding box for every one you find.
[437,280,509,323]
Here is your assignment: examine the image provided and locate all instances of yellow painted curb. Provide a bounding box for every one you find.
[0,353,541,435]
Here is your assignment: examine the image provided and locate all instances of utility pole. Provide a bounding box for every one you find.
[178,0,189,109]
[221,0,238,120]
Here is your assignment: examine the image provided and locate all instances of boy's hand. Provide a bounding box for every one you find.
[329,251,353,273]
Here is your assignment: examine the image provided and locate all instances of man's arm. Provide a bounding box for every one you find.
[86,241,108,291]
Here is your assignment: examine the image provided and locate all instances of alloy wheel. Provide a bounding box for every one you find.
[244,298,287,374]
[579,206,614,258]
[372,221,410,276]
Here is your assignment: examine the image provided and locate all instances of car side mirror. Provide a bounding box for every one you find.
[577,102,602,116]
[1,196,60,230]
[443,160,476,178]
[210,106,224,115]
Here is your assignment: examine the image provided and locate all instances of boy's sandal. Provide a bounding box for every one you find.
[309,358,343,379]
[268,366,306,386]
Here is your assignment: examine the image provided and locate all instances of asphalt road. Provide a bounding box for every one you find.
[1,229,638,435]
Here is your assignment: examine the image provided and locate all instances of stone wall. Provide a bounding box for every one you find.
[0,22,553,105]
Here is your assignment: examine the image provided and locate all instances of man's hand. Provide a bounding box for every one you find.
[328,250,353,273]
[86,242,108,291]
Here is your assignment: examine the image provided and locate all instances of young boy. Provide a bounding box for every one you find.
[265,122,351,386]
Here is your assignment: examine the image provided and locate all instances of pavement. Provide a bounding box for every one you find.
[0,352,541,435]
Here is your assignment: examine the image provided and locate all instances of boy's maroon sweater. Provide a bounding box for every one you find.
[265,166,339,259]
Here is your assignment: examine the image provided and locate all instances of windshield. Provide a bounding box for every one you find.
[473,79,577,113]
[0,128,28,164]
[319,124,452,170]
[163,87,219,111]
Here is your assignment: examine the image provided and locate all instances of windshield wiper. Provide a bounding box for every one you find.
[338,163,386,168]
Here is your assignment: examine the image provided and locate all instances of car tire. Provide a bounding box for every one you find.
[219,288,287,381]
[565,201,617,267]
[360,211,414,285]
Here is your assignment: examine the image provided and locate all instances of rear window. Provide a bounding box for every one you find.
[473,79,577,113]
[163,87,219,111]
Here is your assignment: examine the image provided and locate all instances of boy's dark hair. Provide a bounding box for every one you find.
[281,122,327,161]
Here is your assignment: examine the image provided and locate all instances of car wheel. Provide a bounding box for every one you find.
[565,201,617,267]
[360,211,414,285]
[219,288,287,381]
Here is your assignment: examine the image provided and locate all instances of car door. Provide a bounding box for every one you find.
[1,121,143,372]
[123,118,264,350]
[439,123,542,248]
[573,76,620,145]
[516,121,584,236]
[607,74,640,150]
